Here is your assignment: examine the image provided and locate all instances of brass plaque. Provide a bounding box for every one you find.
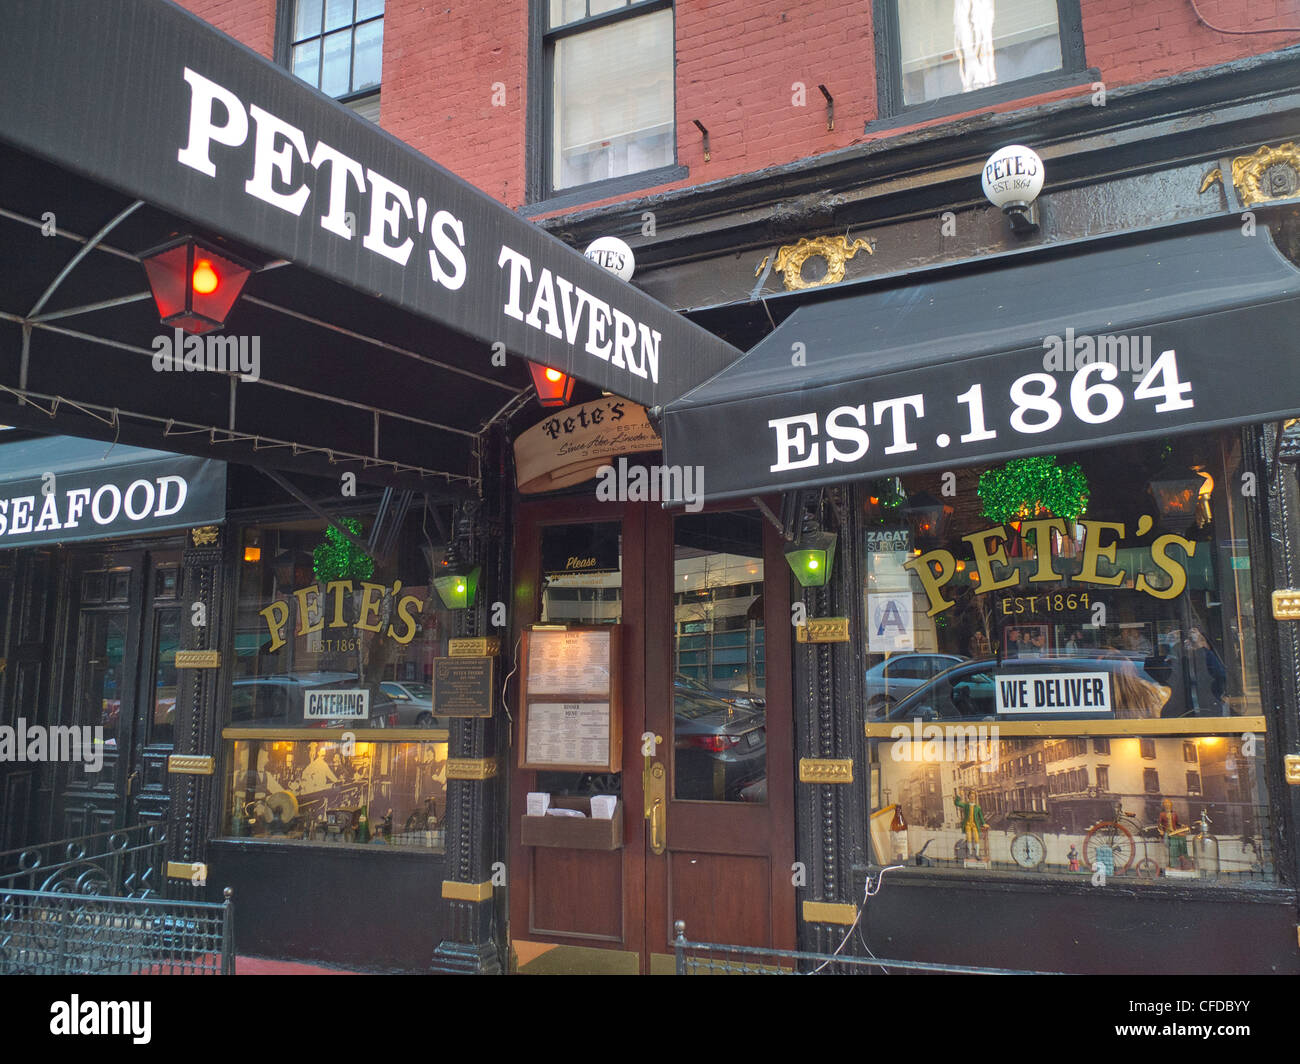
[190,525,219,546]
[450,637,501,657]
[799,757,854,783]
[795,617,850,643]
[1285,755,1300,785]
[447,757,498,781]
[1273,590,1300,620]
[175,649,220,668]
[432,656,494,717]
[168,754,214,776]
[442,879,493,902]
[166,861,206,882]
[802,900,858,925]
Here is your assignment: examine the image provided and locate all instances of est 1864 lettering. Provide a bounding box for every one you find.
[1002,592,1090,616]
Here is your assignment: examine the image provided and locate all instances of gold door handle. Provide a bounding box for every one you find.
[642,735,662,818]
[125,770,139,797]
[647,761,666,855]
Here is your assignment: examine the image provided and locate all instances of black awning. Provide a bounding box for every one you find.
[0,0,739,490]
[663,226,1300,500]
[0,434,225,548]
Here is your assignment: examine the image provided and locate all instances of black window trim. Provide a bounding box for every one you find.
[274,0,383,107]
[526,0,681,207]
[870,0,1091,128]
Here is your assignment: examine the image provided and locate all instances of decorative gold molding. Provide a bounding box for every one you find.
[449,637,501,657]
[795,617,850,643]
[1285,755,1300,785]
[1273,589,1300,620]
[446,757,498,781]
[167,754,214,776]
[175,649,220,668]
[866,716,1266,738]
[190,526,219,547]
[442,879,494,902]
[773,235,872,291]
[1232,142,1300,207]
[799,757,854,784]
[166,861,206,881]
[802,900,858,925]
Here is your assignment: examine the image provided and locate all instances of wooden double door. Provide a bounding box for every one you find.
[509,496,795,974]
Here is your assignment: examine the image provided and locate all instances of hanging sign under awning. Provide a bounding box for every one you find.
[514,397,661,493]
[0,436,225,549]
[663,227,1300,500]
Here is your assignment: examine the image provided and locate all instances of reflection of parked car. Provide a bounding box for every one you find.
[674,673,765,710]
[379,681,446,728]
[232,672,400,728]
[673,689,766,801]
[864,654,968,717]
[884,657,1171,722]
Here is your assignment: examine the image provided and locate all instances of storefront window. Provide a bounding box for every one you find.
[864,430,1278,885]
[222,513,451,850]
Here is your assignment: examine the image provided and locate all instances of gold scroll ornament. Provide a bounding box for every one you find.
[773,235,873,291]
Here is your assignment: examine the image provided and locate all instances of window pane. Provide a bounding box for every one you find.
[320,29,352,97]
[899,0,1063,107]
[550,0,588,28]
[292,39,322,89]
[150,609,180,746]
[324,0,354,32]
[352,18,383,91]
[552,8,674,190]
[672,511,765,803]
[873,733,1275,884]
[294,0,324,40]
[356,0,384,19]
[590,0,629,14]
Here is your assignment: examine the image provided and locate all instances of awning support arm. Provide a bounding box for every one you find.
[27,200,143,319]
[255,466,373,555]
[750,496,786,537]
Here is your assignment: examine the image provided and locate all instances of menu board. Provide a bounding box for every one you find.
[525,702,611,766]
[526,628,611,697]
[519,625,622,772]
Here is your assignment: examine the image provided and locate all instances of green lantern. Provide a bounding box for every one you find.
[433,563,480,610]
[784,529,837,588]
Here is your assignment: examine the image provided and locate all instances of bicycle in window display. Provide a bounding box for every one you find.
[1082,801,1162,877]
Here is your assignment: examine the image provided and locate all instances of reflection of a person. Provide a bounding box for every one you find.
[1097,650,1168,718]
[300,748,342,794]
[1184,626,1227,714]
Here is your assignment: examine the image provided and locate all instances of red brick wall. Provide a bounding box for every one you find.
[173,0,1300,215]
[174,0,276,59]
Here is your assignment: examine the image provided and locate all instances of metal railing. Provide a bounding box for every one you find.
[673,921,1062,975]
[0,823,168,896]
[0,887,234,975]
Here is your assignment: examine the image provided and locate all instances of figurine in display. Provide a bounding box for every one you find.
[953,789,986,860]
[1067,844,1081,872]
[1159,797,1191,867]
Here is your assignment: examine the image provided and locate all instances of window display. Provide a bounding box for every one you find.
[863,430,1277,885]
[223,511,455,850]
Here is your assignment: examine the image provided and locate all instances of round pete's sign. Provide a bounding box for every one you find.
[514,397,661,494]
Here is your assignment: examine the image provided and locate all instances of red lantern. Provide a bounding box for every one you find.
[141,237,252,335]
[528,361,576,407]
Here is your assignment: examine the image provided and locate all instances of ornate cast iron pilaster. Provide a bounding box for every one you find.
[167,524,227,896]
[792,487,867,954]
[431,435,510,974]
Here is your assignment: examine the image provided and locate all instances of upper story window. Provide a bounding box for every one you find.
[873,0,1087,120]
[540,0,676,198]
[282,0,383,119]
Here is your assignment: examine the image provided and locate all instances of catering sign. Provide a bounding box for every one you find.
[303,689,370,720]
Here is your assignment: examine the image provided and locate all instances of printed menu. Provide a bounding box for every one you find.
[526,628,611,697]
[525,702,611,766]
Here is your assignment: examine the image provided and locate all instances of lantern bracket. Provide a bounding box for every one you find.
[26,199,144,320]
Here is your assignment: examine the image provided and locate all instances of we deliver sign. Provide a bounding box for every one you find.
[995,672,1112,716]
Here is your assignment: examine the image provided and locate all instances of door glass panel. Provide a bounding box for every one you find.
[673,512,766,802]
[80,611,128,750]
[537,521,622,796]
[149,607,180,746]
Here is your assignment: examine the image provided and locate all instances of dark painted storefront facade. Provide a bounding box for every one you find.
[4,0,1300,975]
